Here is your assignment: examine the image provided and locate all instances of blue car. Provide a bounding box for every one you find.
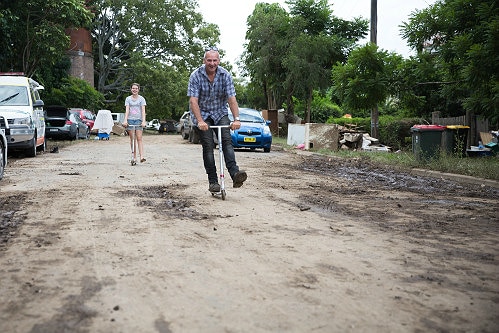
[229,108,272,152]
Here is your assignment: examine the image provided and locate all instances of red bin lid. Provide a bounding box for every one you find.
[411,125,446,131]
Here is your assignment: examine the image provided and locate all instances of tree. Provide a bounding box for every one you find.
[244,0,367,123]
[43,76,104,111]
[0,0,92,76]
[244,3,290,111]
[125,55,190,120]
[283,0,368,123]
[401,0,498,122]
[88,0,220,107]
[332,44,402,118]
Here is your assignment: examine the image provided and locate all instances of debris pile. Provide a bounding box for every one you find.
[339,124,391,152]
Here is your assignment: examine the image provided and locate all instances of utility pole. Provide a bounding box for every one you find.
[370,0,379,138]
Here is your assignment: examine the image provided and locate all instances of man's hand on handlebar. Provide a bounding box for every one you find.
[230,120,241,130]
[198,121,241,131]
[197,121,209,131]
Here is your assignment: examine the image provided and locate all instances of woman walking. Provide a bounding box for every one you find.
[123,83,147,164]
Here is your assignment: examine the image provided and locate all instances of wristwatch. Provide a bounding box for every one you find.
[235,117,240,121]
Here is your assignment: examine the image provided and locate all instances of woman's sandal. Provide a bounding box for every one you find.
[140,158,146,163]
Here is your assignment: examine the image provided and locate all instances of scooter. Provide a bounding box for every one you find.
[209,125,231,200]
[128,124,138,166]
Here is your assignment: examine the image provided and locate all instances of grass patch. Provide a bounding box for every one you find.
[272,136,499,181]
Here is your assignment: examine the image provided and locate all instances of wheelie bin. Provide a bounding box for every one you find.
[411,125,446,161]
[442,125,469,157]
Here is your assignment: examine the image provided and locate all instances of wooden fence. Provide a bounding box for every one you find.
[432,111,489,147]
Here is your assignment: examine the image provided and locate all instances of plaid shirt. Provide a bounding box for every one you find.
[187,64,236,125]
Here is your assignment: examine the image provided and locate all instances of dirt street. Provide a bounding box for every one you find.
[0,134,498,333]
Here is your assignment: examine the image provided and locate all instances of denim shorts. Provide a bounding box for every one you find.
[128,118,143,130]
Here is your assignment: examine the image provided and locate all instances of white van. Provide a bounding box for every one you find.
[0,116,8,180]
[0,74,46,157]
[111,112,125,124]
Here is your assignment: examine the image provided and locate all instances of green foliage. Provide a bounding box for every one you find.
[244,0,368,120]
[32,58,72,92]
[378,116,420,150]
[326,116,370,130]
[0,0,92,76]
[120,56,191,121]
[401,0,498,121]
[90,0,214,104]
[43,76,104,111]
[283,0,368,122]
[419,154,499,180]
[293,90,341,122]
[332,43,403,112]
[244,3,290,110]
[234,79,267,110]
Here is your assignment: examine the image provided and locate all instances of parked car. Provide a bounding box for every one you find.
[180,112,223,145]
[228,108,272,152]
[146,119,160,131]
[183,114,200,143]
[0,74,46,157]
[69,108,95,130]
[0,115,8,180]
[179,111,190,138]
[158,119,177,133]
[45,105,89,140]
[111,112,125,124]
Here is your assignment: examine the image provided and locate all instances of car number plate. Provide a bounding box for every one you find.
[244,137,256,142]
[50,129,58,132]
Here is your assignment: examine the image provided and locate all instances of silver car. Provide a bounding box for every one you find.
[45,105,89,140]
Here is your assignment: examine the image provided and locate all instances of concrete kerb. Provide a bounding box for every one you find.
[411,168,499,189]
[285,147,499,189]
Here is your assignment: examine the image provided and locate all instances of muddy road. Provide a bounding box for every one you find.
[0,134,498,333]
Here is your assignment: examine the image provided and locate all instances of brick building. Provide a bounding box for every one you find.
[66,28,94,87]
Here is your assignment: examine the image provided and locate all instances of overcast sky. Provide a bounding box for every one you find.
[197,0,437,74]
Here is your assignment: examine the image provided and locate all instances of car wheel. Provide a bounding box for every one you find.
[182,127,189,140]
[0,141,5,180]
[25,135,37,157]
[37,138,46,152]
[264,147,271,153]
[191,128,199,144]
[85,128,90,139]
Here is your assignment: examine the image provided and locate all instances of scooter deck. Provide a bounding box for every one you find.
[211,189,227,200]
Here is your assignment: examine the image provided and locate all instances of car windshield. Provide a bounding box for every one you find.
[0,86,29,106]
[229,109,264,123]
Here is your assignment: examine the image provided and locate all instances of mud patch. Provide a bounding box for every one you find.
[117,185,211,220]
[297,154,499,197]
[27,276,115,333]
[0,194,27,250]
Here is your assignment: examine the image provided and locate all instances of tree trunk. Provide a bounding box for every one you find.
[306,88,312,123]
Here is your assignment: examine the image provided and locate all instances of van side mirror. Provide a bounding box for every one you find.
[34,99,44,107]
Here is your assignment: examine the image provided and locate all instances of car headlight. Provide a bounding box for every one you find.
[263,126,271,135]
[12,116,32,126]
